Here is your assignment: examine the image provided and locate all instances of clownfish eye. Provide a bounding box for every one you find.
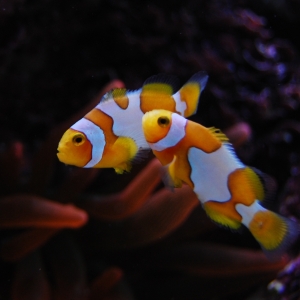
[72,134,85,146]
[157,116,170,127]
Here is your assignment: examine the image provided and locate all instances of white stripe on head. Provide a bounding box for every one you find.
[71,118,105,168]
[149,113,187,151]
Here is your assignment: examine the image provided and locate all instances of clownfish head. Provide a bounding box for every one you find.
[142,109,187,151]
[142,109,173,144]
[57,118,105,168]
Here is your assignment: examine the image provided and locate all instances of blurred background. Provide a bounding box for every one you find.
[1,0,300,299]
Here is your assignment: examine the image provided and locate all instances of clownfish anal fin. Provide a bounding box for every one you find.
[208,127,229,143]
[160,156,182,190]
[203,201,242,230]
[143,74,180,95]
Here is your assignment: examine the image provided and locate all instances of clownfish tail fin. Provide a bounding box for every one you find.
[263,216,300,260]
[180,71,209,117]
[247,208,300,260]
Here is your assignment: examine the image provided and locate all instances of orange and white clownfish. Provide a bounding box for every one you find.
[57,72,208,174]
[142,109,299,257]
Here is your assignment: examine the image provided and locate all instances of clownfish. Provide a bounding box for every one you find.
[57,72,208,174]
[142,109,299,257]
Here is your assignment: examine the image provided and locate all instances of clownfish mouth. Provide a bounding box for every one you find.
[56,152,71,166]
[56,149,65,162]
[57,147,62,155]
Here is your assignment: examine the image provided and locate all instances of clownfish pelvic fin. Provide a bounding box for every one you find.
[161,155,183,189]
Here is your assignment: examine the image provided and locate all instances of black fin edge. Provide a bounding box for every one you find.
[186,71,209,91]
[143,73,181,94]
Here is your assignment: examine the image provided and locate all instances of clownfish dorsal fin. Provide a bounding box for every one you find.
[111,88,128,100]
[249,167,277,206]
[186,71,209,90]
[179,71,209,117]
[101,88,128,103]
[243,167,265,201]
[142,74,180,95]
[101,90,114,103]
[208,127,229,143]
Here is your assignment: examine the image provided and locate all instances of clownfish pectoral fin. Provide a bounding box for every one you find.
[142,74,180,95]
[160,156,182,190]
[247,210,300,259]
[179,71,209,117]
[114,167,124,174]
[208,127,229,143]
[111,136,138,174]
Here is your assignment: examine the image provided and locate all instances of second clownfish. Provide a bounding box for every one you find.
[142,109,299,257]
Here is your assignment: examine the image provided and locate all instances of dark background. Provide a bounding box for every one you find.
[1,0,300,299]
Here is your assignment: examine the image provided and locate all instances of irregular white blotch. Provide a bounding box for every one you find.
[149,113,187,151]
[189,144,244,203]
[98,89,148,148]
[173,91,187,115]
[268,280,285,294]
[236,201,266,228]
[71,118,105,168]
